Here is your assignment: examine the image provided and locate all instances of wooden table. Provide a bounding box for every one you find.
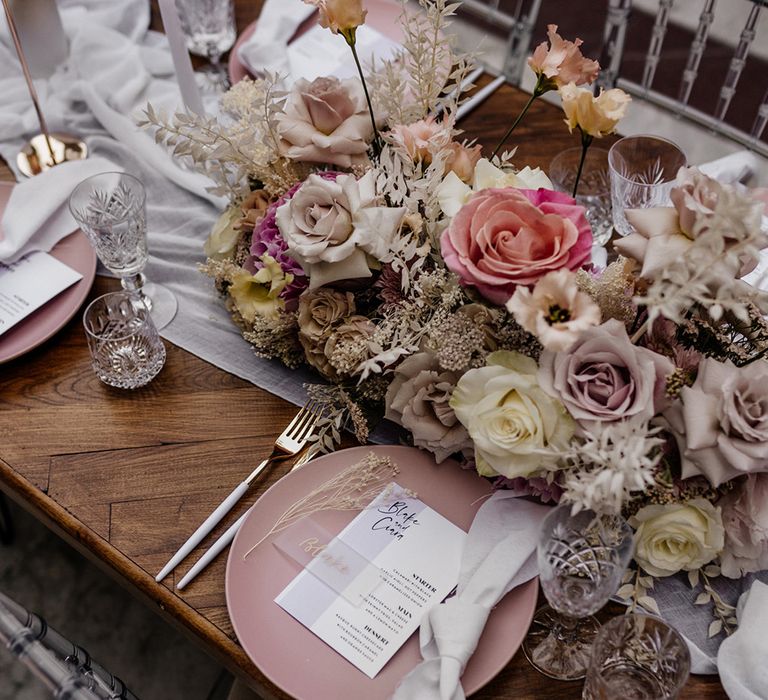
[0,4,727,698]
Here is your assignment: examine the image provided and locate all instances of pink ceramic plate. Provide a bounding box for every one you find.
[228,0,406,85]
[226,445,538,700]
[0,181,97,364]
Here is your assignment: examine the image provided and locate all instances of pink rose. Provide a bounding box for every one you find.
[440,187,593,304]
[528,24,599,87]
[276,76,373,168]
[719,474,768,578]
[390,117,447,164]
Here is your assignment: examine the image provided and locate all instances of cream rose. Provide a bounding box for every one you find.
[276,171,405,288]
[204,205,242,261]
[450,351,575,478]
[437,157,553,218]
[276,76,374,168]
[630,499,725,577]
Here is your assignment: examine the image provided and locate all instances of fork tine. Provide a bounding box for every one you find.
[281,401,313,437]
[285,400,318,439]
[292,408,322,444]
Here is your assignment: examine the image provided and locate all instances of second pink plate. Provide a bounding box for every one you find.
[226,445,538,700]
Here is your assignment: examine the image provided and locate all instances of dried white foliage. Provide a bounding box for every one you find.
[637,186,768,324]
[559,419,665,515]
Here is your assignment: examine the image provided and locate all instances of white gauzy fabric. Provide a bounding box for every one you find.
[235,0,315,78]
[717,580,768,700]
[0,156,119,263]
[392,494,550,700]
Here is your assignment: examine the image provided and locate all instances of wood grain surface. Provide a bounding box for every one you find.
[0,3,727,698]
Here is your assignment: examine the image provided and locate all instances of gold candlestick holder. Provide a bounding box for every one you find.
[2,0,87,177]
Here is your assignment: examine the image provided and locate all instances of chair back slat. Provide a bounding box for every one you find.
[597,0,633,89]
[714,2,762,122]
[677,0,717,106]
[641,0,675,90]
[752,87,768,141]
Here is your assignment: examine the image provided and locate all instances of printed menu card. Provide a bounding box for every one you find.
[0,251,82,336]
[275,484,466,678]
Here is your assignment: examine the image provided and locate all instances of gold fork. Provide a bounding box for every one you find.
[156,400,323,582]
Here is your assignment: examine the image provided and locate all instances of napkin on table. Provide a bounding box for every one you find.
[0,156,120,264]
[236,0,315,79]
[392,492,550,700]
[717,580,768,700]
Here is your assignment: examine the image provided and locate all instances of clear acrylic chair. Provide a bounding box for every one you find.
[596,0,768,157]
[456,0,543,84]
[0,591,138,699]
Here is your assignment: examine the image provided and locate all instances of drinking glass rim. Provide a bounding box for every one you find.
[68,171,146,225]
[608,134,687,187]
[82,291,153,342]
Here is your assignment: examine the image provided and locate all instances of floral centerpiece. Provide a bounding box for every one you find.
[144,0,768,635]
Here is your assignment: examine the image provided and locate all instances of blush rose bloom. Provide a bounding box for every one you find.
[630,499,725,577]
[441,187,593,304]
[276,170,405,288]
[719,474,768,579]
[450,351,575,478]
[384,352,471,463]
[304,0,366,34]
[662,357,768,487]
[276,76,374,168]
[528,24,600,87]
[538,318,674,430]
[390,117,447,164]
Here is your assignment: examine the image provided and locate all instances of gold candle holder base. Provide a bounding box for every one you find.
[16,132,88,177]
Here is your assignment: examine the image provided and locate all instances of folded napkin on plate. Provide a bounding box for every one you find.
[392,493,550,700]
[717,580,768,700]
[236,0,315,79]
[0,156,119,263]
[698,150,758,184]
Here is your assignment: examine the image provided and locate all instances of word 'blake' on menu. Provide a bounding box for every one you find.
[275,484,467,678]
[371,500,420,540]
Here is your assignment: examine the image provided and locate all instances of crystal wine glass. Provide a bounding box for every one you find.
[176,0,236,92]
[522,504,634,681]
[69,172,178,330]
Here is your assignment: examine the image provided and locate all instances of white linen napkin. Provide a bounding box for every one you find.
[392,493,550,700]
[236,0,315,79]
[0,156,120,263]
[698,150,758,185]
[717,580,768,700]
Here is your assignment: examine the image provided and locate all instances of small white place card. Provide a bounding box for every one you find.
[275,484,466,679]
[0,251,82,336]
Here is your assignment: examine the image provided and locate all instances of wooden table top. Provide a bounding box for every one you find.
[0,3,727,698]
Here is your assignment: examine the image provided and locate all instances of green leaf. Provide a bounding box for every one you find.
[638,596,661,616]
[695,592,711,605]
[687,570,700,588]
[708,620,723,638]
[615,584,634,600]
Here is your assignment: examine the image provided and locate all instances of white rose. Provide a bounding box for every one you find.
[437,157,553,217]
[276,171,405,288]
[450,350,574,478]
[630,499,725,577]
[204,205,241,260]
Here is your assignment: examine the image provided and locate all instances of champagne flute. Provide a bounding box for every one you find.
[69,172,178,330]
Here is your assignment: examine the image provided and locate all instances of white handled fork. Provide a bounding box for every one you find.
[156,401,322,582]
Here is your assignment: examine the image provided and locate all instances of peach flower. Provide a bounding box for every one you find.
[506,269,601,351]
[444,142,483,182]
[440,187,593,304]
[389,117,447,164]
[528,24,599,87]
[304,0,366,35]
[276,76,374,168]
[560,82,631,138]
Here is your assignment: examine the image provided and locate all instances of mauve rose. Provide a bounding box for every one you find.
[719,474,768,578]
[384,352,471,463]
[670,167,722,237]
[276,76,373,168]
[441,187,593,304]
[539,318,674,430]
[663,357,768,487]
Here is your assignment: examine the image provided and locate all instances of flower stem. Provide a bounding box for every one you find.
[343,30,381,159]
[490,91,537,160]
[572,128,593,198]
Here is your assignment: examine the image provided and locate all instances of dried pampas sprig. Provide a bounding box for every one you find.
[242,453,410,558]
